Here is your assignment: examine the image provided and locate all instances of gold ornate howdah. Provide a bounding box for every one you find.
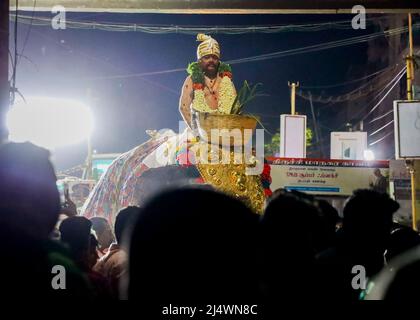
[196,147,265,214]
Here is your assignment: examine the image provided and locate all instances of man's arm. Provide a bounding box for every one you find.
[179,76,194,128]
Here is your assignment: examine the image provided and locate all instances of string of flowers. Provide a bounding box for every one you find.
[187,61,237,114]
[261,158,273,197]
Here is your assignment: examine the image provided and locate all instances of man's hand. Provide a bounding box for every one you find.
[61,188,78,217]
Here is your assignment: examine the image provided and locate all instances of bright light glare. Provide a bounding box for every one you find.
[7,97,94,150]
[363,149,375,161]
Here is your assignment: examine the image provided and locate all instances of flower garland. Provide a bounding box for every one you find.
[261,158,273,197]
[187,62,237,114]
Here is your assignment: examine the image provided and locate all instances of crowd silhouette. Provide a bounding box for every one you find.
[1,141,419,304]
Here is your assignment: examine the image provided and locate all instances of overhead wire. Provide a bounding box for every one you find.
[369,109,394,123]
[369,119,394,136]
[16,0,36,67]
[10,0,19,105]
[369,131,393,146]
[83,25,416,81]
[299,65,395,90]
[298,64,401,105]
[10,14,395,34]
[306,65,406,149]
[226,25,417,65]
[360,66,407,121]
[30,28,180,96]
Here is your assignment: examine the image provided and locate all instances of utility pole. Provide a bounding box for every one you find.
[0,0,10,143]
[406,13,415,100]
[84,88,94,180]
[309,92,322,158]
[288,82,299,115]
[405,13,418,231]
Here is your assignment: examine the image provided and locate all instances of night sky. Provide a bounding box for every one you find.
[10,13,391,170]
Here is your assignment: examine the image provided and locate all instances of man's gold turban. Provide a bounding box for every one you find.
[196,34,220,60]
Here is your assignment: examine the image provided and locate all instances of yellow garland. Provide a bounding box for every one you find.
[218,76,237,114]
[191,90,210,113]
[192,76,237,114]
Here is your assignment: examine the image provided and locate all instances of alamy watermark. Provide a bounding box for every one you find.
[51,265,66,290]
[352,5,366,30]
[351,265,367,290]
[52,5,66,30]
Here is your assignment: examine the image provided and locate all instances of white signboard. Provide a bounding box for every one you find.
[269,158,389,196]
[330,131,367,160]
[394,100,420,159]
[280,114,306,158]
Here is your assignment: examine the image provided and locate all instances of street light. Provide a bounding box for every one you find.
[6,96,94,150]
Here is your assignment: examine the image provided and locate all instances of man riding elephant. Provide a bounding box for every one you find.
[81,34,269,225]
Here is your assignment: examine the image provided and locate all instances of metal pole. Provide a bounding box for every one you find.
[410,167,417,231]
[406,160,418,231]
[309,92,322,158]
[288,82,299,115]
[0,0,10,143]
[407,13,414,100]
[406,14,418,230]
[85,136,93,180]
[84,88,93,180]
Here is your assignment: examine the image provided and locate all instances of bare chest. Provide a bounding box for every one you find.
[203,77,221,110]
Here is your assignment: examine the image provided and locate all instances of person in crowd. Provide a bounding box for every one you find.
[60,216,109,298]
[90,217,115,256]
[317,189,399,301]
[0,142,92,298]
[260,189,325,301]
[60,217,94,268]
[94,206,139,298]
[124,187,259,302]
[316,199,340,250]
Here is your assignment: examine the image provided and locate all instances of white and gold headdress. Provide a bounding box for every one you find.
[196,33,220,60]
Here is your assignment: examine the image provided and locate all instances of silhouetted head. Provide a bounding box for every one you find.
[261,189,325,299]
[0,142,60,240]
[343,189,399,251]
[88,234,100,269]
[114,206,139,246]
[59,216,92,269]
[317,199,339,230]
[90,217,114,249]
[263,189,325,256]
[125,187,259,301]
[316,199,340,249]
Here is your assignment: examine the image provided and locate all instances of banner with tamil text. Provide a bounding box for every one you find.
[268,158,389,196]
